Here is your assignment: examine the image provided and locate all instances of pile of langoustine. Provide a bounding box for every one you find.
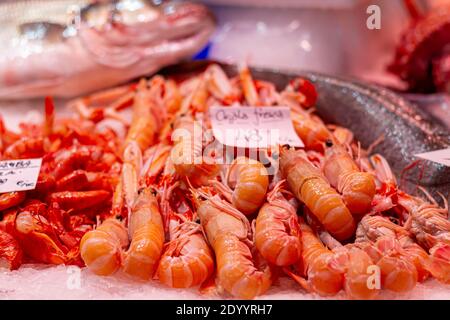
[0,64,449,300]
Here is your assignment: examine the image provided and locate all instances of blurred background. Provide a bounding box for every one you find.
[201,0,445,85]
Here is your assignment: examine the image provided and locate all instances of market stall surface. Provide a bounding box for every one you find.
[1,264,450,300]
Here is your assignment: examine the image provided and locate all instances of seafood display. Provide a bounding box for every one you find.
[0,0,215,99]
[0,61,449,300]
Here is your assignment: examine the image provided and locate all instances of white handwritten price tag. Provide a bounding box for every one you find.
[415,148,450,167]
[0,158,42,193]
[209,106,304,148]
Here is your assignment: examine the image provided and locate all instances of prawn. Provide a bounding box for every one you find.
[368,237,418,293]
[356,214,430,282]
[192,188,271,299]
[0,192,26,212]
[204,64,238,104]
[170,113,219,187]
[0,229,23,270]
[280,147,355,241]
[80,218,129,276]
[282,77,317,109]
[255,180,302,266]
[124,79,163,151]
[121,142,142,214]
[284,218,344,296]
[122,187,165,280]
[141,143,172,185]
[289,219,379,299]
[322,140,376,215]
[370,154,449,283]
[280,92,332,152]
[399,192,450,284]
[239,63,260,106]
[212,157,269,215]
[157,182,214,288]
[3,137,46,159]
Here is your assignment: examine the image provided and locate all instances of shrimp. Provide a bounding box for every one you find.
[0,116,20,155]
[192,189,271,299]
[141,143,172,185]
[157,183,214,288]
[371,154,450,284]
[14,208,68,265]
[212,157,269,215]
[399,192,450,284]
[280,147,355,241]
[292,221,379,299]
[282,77,318,109]
[190,76,209,113]
[239,63,260,106]
[124,79,163,151]
[80,218,129,276]
[255,180,302,266]
[122,187,165,280]
[50,145,105,180]
[3,137,46,159]
[55,170,89,191]
[2,99,55,159]
[370,237,418,293]
[170,113,219,187]
[49,190,110,211]
[330,126,354,146]
[280,92,332,152]
[121,142,142,213]
[69,83,136,123]
[204,64,238,104]
[0,192,26,212]
[338,245,380,299]
[322,141,376,215]
[356,214,430,282]
[285,218,343,296]
[0,229,23,270]
[113,124,145,219]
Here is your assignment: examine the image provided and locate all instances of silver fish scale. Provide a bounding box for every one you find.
[161,60,450,200]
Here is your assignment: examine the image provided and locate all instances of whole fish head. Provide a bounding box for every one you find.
[0,0,215,99]
[78,0,216,67]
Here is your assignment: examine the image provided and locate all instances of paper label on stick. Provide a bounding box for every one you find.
[209,106,304,148]
[415,148,450,167]
[0,158,42,193]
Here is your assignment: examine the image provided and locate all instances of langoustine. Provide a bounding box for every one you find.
[157,181,214,288]
[279,147,355,241]
[322,141,376,216]
[370,154,450,284]
[285,217,379,299]
[212,156,269,216]
[255,180,301,266]
[170,112,219,187]
[192,188,271,299]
